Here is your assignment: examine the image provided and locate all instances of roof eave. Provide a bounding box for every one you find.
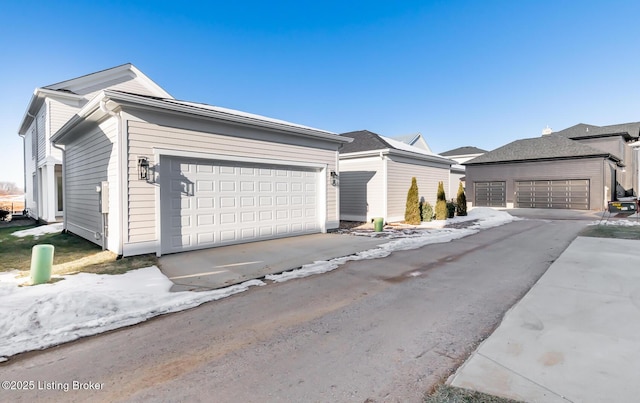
[465,154,621,166]
[18,88,85,135]
[53,90,351,145]
[340,148,454,165]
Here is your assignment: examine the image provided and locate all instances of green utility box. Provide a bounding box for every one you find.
[374,217,384,232]
[30,244,55,285]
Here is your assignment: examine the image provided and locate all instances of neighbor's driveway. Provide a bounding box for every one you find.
[1,218,588,402]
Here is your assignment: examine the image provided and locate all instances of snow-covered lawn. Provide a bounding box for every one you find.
[11,223,64,238]
[1,208,515,360]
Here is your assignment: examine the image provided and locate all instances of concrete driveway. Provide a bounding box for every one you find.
[158,233,384,291]
[449,235,640,402]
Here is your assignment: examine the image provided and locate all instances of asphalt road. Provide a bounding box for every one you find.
[0,218,589,402]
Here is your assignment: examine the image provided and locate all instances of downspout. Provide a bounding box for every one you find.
[603,158,608,210]
[18,133,26,214]
[100,98,124,256]
[26,111,39,220]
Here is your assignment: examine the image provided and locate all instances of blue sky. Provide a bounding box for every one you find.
[2,0,640,188]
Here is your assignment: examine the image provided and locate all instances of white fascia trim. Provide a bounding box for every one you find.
[37,88,85,101]
[152,148,327,170]
[339,149,394,159]
[18,88,84,135]
[102,90,348,143]
[340,149,454,165]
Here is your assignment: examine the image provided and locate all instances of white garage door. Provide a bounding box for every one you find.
[161,157,320,254]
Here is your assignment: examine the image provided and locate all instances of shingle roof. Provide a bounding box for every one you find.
[339,130,393,153]
[389,133,420,144]
[440,146,487,156]
[340,130,452,164]
[554,122,640,140]
[464,134,620,165]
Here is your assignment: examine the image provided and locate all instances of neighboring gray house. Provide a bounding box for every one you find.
[465,131,630,210]
[17,64,172,223]
[553,122,639,193]
[440,146,487,194]
[50,73,349,257]
[339,130,454,222]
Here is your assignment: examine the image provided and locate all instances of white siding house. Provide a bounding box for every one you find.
[51,90,349,257]
[17,64,172,223]
[339,131,454,222]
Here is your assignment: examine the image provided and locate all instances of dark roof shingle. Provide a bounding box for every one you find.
[465,134,619,165]
[554,122,640,140]
[440,146,487,156]
[339,130,393,153]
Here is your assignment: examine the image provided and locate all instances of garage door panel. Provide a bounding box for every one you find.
[219,197,235,208]
[197,233,214,244]
[161,156,320,254]
[260,196,273,206]
[475,182,506,207]
[220,181,235,191]
[516,179,589,210]
[220,230,236,242]
[197,214,214,226]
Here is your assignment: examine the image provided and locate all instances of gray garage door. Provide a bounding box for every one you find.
[516,179,589,210]
[474,181,506,207]
[160,157,320,254]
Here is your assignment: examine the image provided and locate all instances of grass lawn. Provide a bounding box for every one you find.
[425,385,523,403]
[0,224,157,276]
[578,223,640,240]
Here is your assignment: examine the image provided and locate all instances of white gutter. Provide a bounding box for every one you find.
[52,90,351,146]
[340,148,455,166]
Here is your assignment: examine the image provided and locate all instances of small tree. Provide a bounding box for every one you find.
[456,182,467,216]
[420,200,433,222]
[446,201,456,218]
[435,181,447,220]
[404,177,420,225]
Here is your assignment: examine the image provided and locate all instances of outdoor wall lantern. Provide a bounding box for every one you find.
[138,157,149,180]
[330,170,339,186]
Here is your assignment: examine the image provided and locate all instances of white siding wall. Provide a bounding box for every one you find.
[64,119,118,247]
[386,157,450,221]
[48,98,81,137]
[126,120,338,246]
[339,157,384,221]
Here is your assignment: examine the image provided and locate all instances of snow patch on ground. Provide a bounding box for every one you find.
[0,267,264,359]
[11,223,63,238]
[589,218,640,226]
